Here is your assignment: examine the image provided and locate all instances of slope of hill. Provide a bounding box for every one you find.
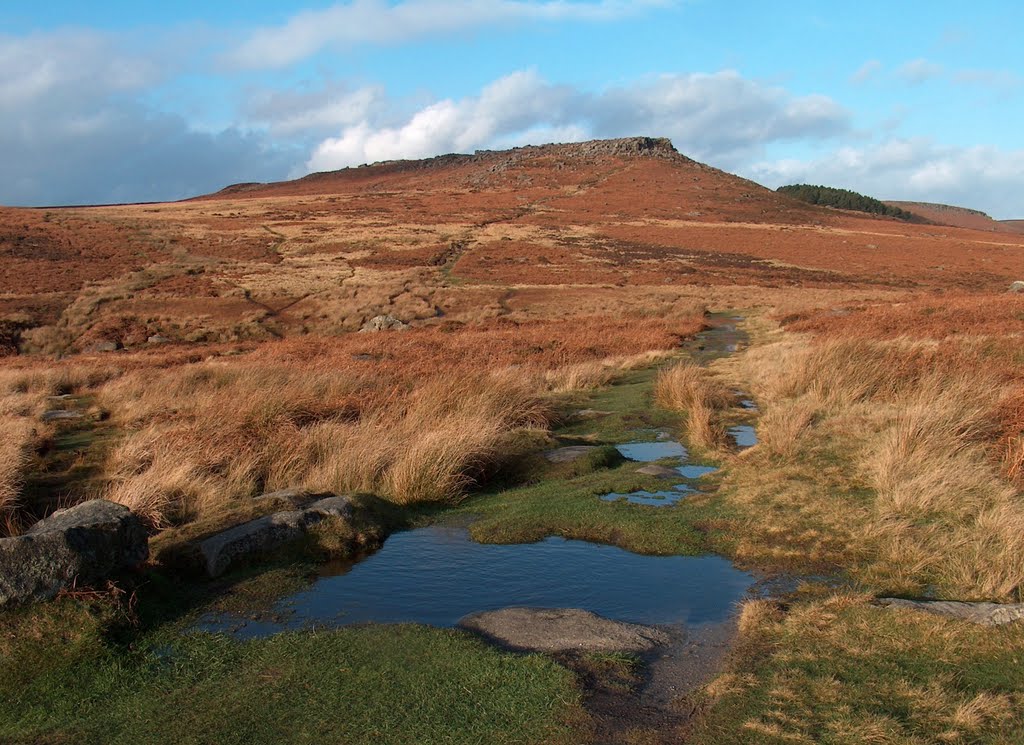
[886,201,1024,234]
[2,137,1024,355]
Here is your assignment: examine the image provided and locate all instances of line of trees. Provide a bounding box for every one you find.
[777,184,917,221]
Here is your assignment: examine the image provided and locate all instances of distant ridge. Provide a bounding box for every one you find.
[886,201,1024,234]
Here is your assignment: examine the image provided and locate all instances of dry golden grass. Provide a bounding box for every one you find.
[654,361,733,449]
[734,333,1024,601]
[99,344,669,525]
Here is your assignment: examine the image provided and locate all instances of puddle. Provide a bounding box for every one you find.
[739,399,758,411]
[676,465,719,479]
[195,525,754,639]
[687,315,749,364]
[616,440,687,462]
[601,484,695,507]
[729,425,758,449]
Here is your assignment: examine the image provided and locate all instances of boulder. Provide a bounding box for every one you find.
[0,500,148,608]
[196,496,356,577]
[147,335,171,345]
[359,315,409,332]
[1009,281,1024,294]
[460,607,670,653]
[879,598,1024,626]
[85,341,120,353]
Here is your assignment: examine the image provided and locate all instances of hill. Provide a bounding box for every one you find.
[2,136,1024,355]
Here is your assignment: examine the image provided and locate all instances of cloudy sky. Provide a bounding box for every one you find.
[2,1,1022,217]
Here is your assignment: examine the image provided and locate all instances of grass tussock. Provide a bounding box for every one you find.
[654,361,733,449]
[735,334,1024,601]
[99,358,594,525]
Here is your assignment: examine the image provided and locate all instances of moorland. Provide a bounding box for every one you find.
[2,136,1024,744]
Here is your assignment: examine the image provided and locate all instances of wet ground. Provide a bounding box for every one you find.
[198,524,754,638]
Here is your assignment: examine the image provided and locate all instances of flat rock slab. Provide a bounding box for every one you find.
[635,465,680,478]
[41,409,84,422]
[459,607,670,653]
[0,500,148,608]
[544,446,598,463]
[198,496,355,578]
[879,598,1024,626]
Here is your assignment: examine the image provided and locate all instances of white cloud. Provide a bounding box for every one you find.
[226,0,672,69]
[896,58,944,85]
[850,59,882,84]
[307,69,850,171]
[746,138,1024,219]
[0,31,295,206]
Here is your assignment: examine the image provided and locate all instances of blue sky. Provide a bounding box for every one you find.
[1,1,1022,217]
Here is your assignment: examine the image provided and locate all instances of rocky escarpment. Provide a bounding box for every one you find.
[0,500,148,608]
[216,137,697,195]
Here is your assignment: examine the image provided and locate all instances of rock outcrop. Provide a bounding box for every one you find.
[459,607,670,653]
[0,500,148,608]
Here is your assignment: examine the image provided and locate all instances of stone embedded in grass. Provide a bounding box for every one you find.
[0,499,148,608]
[635,464,681,478]
[544,445,599,463]
[458,607,671,653]
[195,496,364,577]
[878,598,1024,626]
[40,409,84,422]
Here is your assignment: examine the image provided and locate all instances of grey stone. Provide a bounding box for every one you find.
[1009,281,1024,294]
[41,409,84,422]
[544,445,598,463]
[635,465,680,478]
[147,335,171,344]
[879,598,1024,626]
[359,315,409,332]
[573,409,611,420]
[197,496,355,577]
[85,341,120,353]
[0,500,148,608]
[459,607,670,653]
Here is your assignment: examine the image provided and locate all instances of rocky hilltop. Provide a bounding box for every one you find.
[217,137,698,196]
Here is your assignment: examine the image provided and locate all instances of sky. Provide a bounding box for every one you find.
[2,1,1022,218]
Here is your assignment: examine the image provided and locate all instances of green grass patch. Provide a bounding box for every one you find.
[0,596,587,745]
[453,460,734,556]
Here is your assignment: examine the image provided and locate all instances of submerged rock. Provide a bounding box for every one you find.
[195,496,359,577]
[879,598,1024,626]
[0,500,148,608]
[458,607,670,653]
[544,445,598,463]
